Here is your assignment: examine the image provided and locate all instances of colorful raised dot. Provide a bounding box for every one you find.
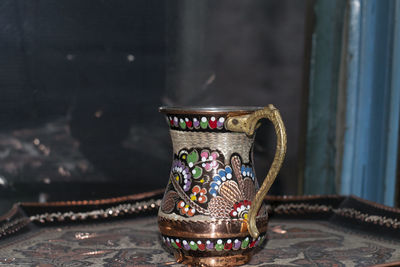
[175,239,182,248]
[185,118,193,128]
[206,240,214,250]
[224,239,233,250]
[182,240,191,250]
[189,240,198,250]
[179,118,186,129]
[200,117,208,129]
[241,237,249,249]
[171,240,179,249]
[249,239,257,248]
[233,239,241,250]
[209,116,217,129]
[193,118,200,128]
[215,239,224,251]
[197,240,206,251]
[217,117,225,128]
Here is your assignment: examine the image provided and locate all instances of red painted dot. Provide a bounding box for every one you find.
[198,243,206,251]
[209,119,217,129]
[224,242,233,250]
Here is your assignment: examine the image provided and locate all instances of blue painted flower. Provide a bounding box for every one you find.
[209,177,221,197]
[241,165,254,180]
[209,166,233,196]
[218,166,232,181]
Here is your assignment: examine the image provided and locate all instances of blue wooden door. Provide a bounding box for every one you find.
[304,0,400,206]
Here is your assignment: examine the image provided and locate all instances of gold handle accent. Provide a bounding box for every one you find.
[226,105,287,238]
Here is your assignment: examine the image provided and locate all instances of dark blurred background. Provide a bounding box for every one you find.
[0,0,306,214]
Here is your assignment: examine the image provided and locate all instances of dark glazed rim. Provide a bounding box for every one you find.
[159,106,264,115]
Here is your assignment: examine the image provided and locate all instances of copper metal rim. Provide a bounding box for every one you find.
[159,106,264,115]
[158,216,269,239]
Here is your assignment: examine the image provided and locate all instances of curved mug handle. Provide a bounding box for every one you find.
[226,105,287,238]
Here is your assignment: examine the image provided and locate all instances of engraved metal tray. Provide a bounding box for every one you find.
[0,190,400,266]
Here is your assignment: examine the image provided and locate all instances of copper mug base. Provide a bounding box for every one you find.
[174,251,253,267]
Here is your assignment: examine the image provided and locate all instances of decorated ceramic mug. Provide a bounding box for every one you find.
[158,106,286,266]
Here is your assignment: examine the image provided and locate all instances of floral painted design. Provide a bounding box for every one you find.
[241,165,255,181]
[162,235,265,251]
[209,166,233,197]
[178,148,223,183]
[190,185,208,204]
[230,200,251,220]
[161,148,263,220]
[200,150,219,171]
[167,115,226,131]
[177,200,195,217]
[171,160,191,191]
[206,155,257,220]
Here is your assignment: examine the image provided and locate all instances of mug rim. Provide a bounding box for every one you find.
[159,106,264,115]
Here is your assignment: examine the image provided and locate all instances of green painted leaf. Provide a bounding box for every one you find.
[192,166,203,179]
[187,150,199,164]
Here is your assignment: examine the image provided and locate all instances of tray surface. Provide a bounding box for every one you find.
[0,217,400,266]
[1,190,400,266]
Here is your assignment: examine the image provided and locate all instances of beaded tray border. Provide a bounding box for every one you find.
[1,190,400,245]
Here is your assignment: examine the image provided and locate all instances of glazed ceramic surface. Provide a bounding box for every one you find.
[158,106,286,266]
